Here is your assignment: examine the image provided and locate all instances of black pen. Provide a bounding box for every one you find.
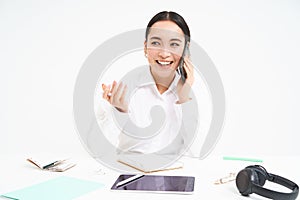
[43,160,64,169]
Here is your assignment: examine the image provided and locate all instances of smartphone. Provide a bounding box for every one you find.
[177,41,190,83]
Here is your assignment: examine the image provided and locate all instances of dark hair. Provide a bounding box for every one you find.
[145,11,190,43]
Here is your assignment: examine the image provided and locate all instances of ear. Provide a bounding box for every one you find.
[144,40,147,55]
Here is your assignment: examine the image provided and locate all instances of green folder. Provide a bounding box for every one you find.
[1,176,104,200]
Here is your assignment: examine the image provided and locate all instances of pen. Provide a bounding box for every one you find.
[43,160,64,169]
[223,156,263,163]
[116,174,144,187]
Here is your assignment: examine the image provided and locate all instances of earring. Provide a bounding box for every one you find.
[144,53,147,58]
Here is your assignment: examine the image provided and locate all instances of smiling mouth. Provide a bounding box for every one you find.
[156,60,173,67]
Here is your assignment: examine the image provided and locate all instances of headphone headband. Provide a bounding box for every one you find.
[236,165,299,200]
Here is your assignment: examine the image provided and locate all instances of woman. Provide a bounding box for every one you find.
[101,11,195,155]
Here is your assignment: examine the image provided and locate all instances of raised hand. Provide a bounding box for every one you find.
[102,80,128,112]
[176,57,194,104]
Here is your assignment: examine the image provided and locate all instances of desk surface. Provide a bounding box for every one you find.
[1,153,299,200]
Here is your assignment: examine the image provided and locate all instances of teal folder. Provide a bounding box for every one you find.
[1,176,104,200]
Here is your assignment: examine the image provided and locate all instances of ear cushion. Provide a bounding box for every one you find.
[246,166,267,186]
[236,168,263,196]
[236,169,253,196]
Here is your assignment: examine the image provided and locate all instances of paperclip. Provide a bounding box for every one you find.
[95,168,106,175]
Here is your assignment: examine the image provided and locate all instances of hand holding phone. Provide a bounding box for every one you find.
[176,41,194,104]
[177,41,190,83]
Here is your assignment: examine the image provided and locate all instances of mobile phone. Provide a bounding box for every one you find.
[177,41,190,83]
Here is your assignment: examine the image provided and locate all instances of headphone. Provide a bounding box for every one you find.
[236,165,299,200]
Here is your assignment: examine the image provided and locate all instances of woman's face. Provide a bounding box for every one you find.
[145,20,185,78]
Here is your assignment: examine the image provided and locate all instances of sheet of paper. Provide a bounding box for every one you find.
[1,176,104,200]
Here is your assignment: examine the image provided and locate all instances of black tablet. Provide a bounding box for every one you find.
[111,174,195,194]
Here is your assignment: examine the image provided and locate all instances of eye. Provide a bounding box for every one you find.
[151,41,160,46]
[170,43,180,47]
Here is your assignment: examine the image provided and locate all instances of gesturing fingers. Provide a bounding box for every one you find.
[108,81,128,112]
[110,81,122,103]
[101,80,128,112]
[110,81,117,96]
[102,84,111,100]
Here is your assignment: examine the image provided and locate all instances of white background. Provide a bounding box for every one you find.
[1,0,300,159]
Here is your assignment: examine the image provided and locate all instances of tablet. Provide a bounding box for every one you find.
[111,174,195,194]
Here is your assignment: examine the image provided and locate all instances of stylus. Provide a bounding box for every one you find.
[116,174,145,187]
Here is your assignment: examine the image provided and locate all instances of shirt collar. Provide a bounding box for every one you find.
[138,66,180,94]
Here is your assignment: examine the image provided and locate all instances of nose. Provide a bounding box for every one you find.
[158,48,171,58]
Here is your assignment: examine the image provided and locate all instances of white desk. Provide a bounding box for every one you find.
[1,153,299,200]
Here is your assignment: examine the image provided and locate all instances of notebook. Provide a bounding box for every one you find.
[27,157,76,172]
[117,154,184,173]
[1,176,104,200]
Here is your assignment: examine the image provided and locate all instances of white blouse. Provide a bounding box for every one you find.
[96,66,193,155]
[117,66,183,154]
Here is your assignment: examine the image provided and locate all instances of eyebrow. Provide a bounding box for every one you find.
[149,36,162,41]
[149,36,183,43]
[170,38,183,43]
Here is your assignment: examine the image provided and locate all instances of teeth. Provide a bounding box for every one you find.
[157,61,172,65]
